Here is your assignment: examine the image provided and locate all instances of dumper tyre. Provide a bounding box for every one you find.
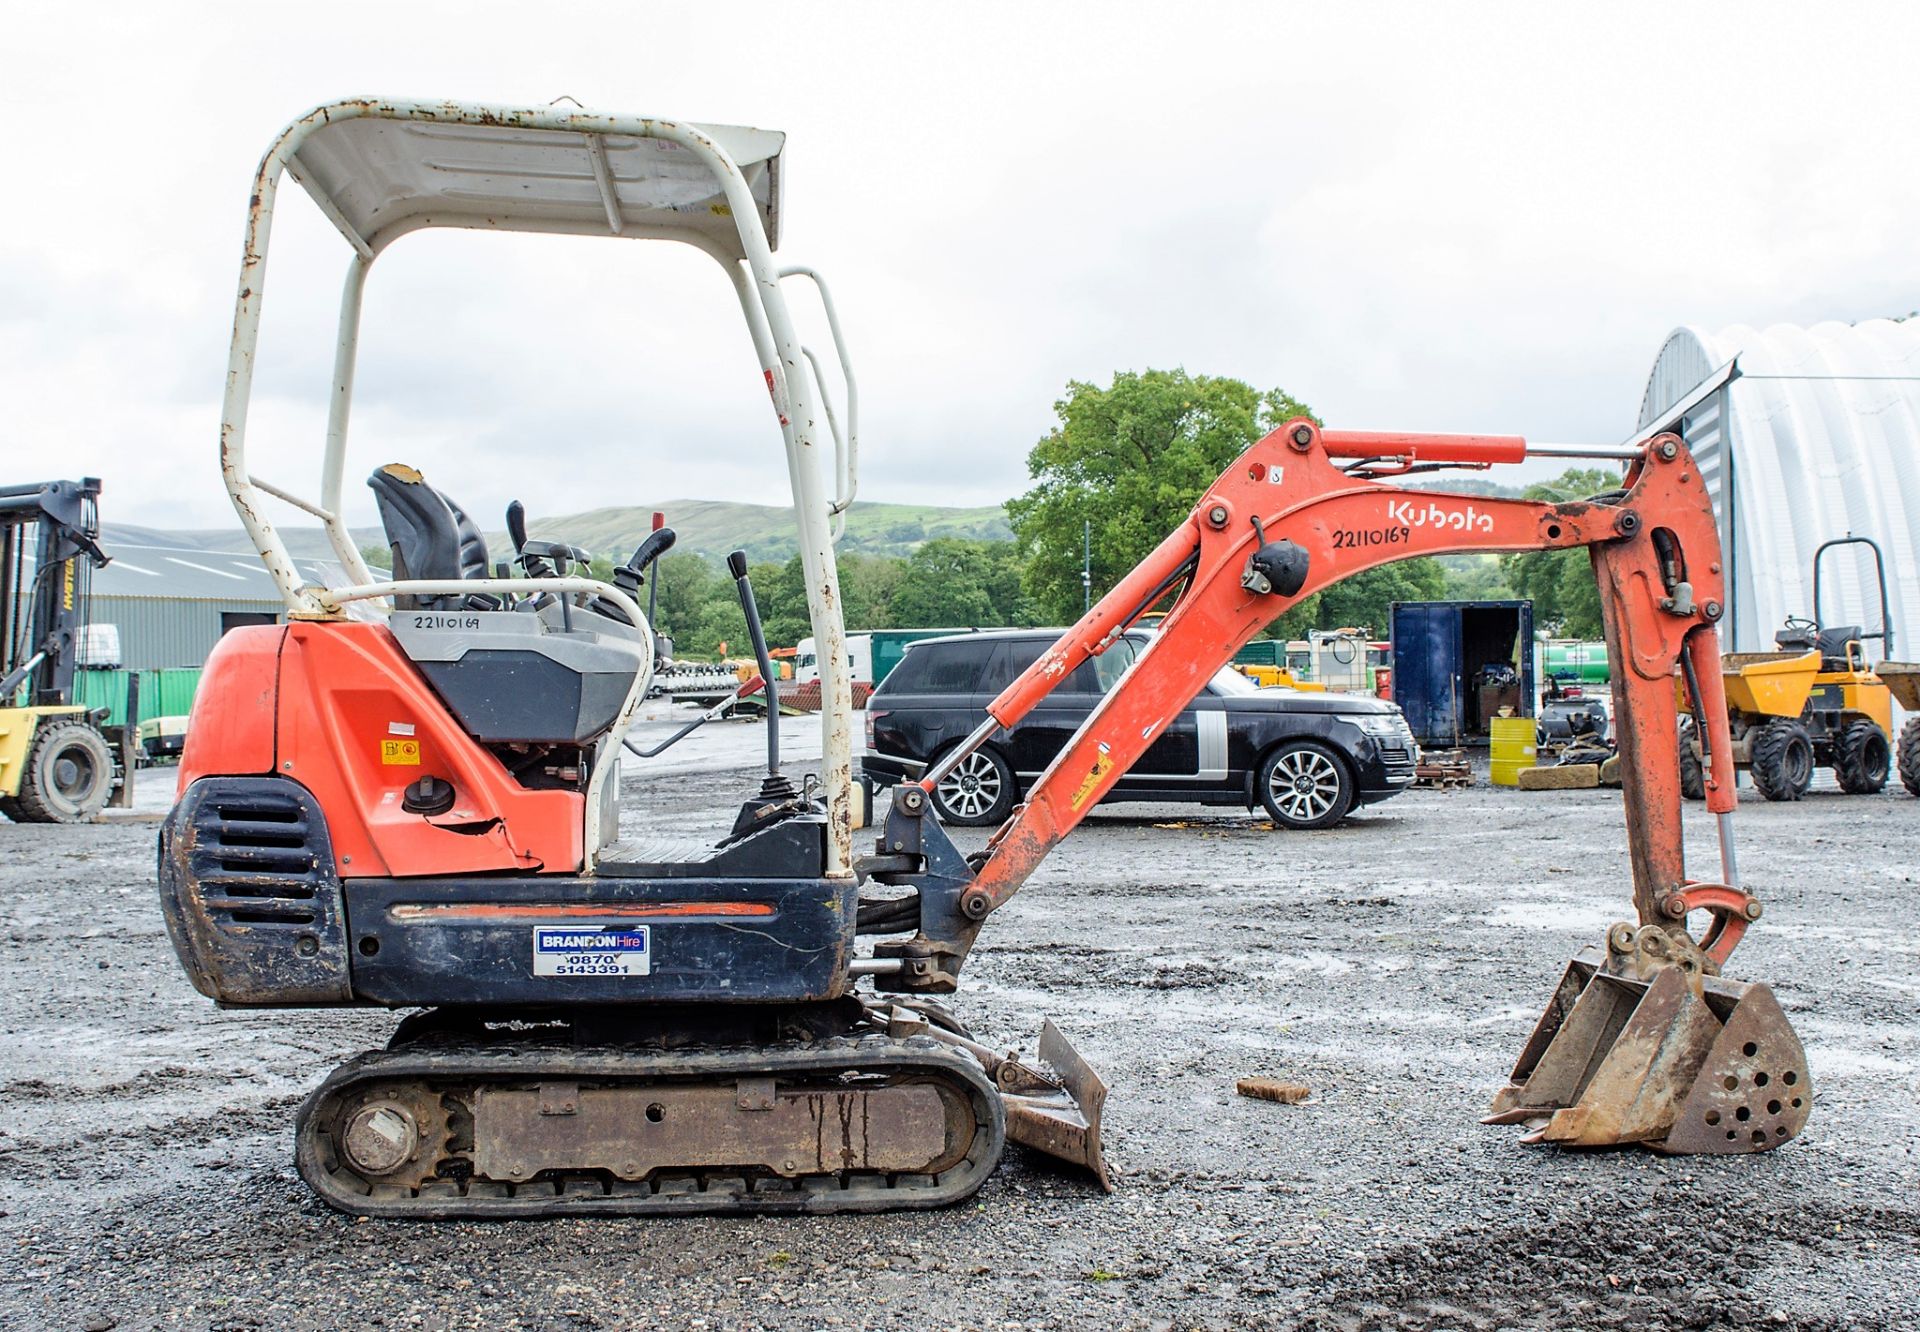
[1258,740,1355,830]
[11,720,114,824]
[1677,718,1706,801]
[1748,718,1813,802]
[1897,717,1920,797]
[1833,719,1890,795]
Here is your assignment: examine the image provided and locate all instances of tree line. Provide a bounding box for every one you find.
[369,367,1612,659]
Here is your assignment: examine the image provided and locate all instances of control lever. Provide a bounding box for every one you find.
[591,523,676,630]
[724,549,800,840]
[506,499,552,577]
[506,499,530,557]
[615,526,677,596]
[623,676,765,759]
[644,511,666,643]
[522,538,592,574]
[727,550,782,779]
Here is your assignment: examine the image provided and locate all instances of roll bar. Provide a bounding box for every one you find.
[217,100,861,874]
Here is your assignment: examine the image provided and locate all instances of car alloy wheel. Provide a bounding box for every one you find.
[933,750,1012,826]
[1259,740,1354,830]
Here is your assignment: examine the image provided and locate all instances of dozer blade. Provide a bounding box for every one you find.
[1484,945,1811,1153]
[999,1020,1112,1191]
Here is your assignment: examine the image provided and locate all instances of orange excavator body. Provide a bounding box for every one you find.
[180,622,583,878]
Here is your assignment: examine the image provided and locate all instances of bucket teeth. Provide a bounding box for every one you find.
[1485,945,1812,1155]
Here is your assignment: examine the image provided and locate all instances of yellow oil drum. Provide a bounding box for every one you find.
[1490,716,1537,787]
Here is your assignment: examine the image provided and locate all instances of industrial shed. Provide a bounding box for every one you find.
[89,542,334,670]
[1637,319,1920,654]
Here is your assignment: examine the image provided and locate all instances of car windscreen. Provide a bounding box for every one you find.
[1208,665,1264,696]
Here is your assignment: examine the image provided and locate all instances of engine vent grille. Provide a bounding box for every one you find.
[187,787,326,927]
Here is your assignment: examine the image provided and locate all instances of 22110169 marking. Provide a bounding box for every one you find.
[1331,526,1411,550]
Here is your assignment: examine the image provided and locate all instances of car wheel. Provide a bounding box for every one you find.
[930,746,1016,826]
[1258,740,1354,830]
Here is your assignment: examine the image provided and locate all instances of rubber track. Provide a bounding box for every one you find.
[294,1034,1006,1218]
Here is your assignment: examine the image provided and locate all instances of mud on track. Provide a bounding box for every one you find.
[2,736,1916,1330]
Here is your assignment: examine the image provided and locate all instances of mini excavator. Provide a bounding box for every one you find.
[160,100,1808,1218]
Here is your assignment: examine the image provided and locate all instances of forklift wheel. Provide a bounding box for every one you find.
[1748,718,1814,802]
[1832,719,1891,795]
[12,721,115,824]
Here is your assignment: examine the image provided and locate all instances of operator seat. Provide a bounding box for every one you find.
[367,464,495,609]
[368,463,646,746]
[1816,625,1864,671]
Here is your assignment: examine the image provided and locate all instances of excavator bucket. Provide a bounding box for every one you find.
[1485,944,1811,1152]
[997,1021,1112,1190]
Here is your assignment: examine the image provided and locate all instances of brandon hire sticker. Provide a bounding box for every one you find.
[533,926,651,977]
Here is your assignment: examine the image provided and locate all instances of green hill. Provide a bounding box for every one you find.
[497,498,1011,564]
[111,498,1012,566]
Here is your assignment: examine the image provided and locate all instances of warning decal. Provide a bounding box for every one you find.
[381,739,421,765]
[1069,743,1116,811]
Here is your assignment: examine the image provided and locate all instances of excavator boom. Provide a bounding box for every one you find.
[880,418,1808,1157]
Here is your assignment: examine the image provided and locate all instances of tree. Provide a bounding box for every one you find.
[1499,468,1621,638]
[1008,369,1315,623]
[1267,558,1452,640]
[645,551,736,656]
[890,538,1031,628]
[1436,554,1517,602]
[838,552,906,632]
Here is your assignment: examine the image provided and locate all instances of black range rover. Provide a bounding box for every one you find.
[863,629,1419,830]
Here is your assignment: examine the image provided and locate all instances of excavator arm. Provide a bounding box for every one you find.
[943,419,1743,938]
[869,418,1810,1159]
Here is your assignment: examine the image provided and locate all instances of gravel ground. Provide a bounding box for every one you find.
[2,717,1916,1331]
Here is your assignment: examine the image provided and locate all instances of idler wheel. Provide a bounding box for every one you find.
[342,1101,422,1177]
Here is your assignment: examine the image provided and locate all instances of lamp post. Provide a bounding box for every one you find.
[1082,518,1092,614]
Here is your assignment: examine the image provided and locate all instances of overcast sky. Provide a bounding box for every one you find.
[5,3,1918,538]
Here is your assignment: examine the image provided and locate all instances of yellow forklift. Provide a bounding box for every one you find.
[1680,536,1897,801]
[1,479,124,822]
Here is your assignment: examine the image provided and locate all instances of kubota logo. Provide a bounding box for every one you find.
[1385,499,1495,533]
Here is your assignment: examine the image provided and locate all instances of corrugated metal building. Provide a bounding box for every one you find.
[1637,319,1920,654]
[85,542,338,670]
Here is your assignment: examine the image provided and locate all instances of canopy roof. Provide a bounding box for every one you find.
[283,104,784,258]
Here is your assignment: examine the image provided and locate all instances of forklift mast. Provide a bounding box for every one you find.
[0,478,109,705]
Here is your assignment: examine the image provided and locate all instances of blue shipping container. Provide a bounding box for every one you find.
[1390,600,1535,747]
